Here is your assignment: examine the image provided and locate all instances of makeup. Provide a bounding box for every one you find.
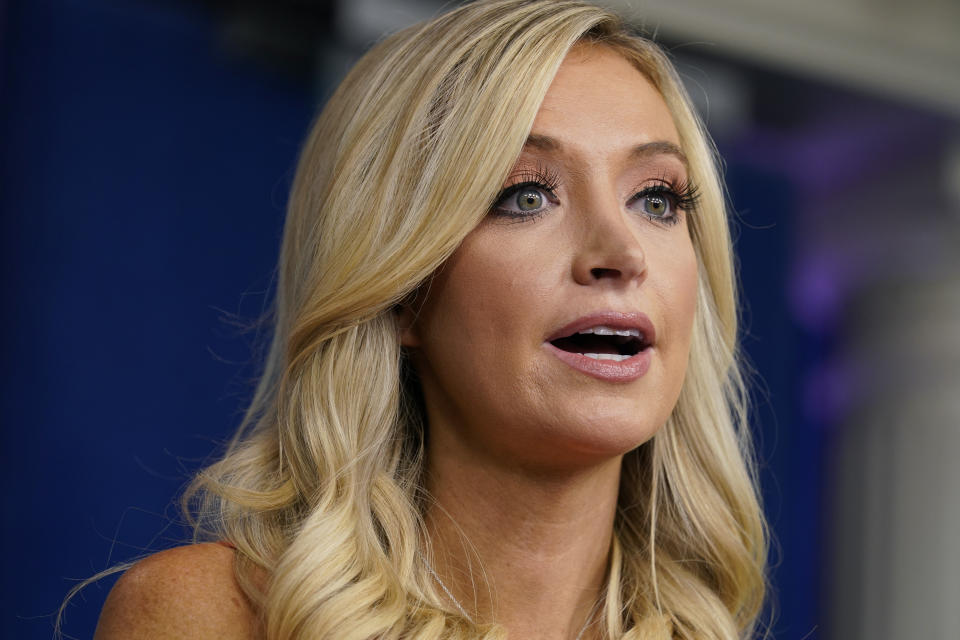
[544,311,655,382]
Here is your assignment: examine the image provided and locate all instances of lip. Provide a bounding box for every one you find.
[544,311,655,383]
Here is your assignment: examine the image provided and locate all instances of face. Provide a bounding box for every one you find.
[402,45,699,472]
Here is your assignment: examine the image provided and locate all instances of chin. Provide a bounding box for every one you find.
[547,406,666,463]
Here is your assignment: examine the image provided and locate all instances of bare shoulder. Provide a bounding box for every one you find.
[94,542,262,640]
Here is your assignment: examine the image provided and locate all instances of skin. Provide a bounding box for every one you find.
[93,44,698,640]
[94,543,262,639]
[403,45,698,639]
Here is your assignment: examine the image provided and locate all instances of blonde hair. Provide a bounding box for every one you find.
[184,1,768,638]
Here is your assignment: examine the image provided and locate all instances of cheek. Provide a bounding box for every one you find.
[409,228,565,443]
[415,230,552,367]
[657,237,699,366]
[438,229,557,320]
[678,248,700,338]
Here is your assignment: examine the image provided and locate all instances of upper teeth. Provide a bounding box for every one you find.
[577,326,640,337]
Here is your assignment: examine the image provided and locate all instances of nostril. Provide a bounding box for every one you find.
[590,267,621,279]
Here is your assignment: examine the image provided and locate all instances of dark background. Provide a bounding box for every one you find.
[2,1,957,639]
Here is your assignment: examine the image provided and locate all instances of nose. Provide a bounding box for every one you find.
[571,199,647,287]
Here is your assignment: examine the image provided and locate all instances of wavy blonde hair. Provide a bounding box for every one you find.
[184,1,768,638]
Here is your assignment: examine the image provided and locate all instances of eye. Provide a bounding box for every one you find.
[516,188,544,211]
[629,179,699,226]
[490,164,563,221]
[630,188,678,223]
[491,182,556,219]
[639,193,670,218]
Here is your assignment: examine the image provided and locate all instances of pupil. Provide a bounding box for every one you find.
[518,190,542,211]
[645,195,666,216]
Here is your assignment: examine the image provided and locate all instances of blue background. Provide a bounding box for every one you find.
[1,2,312,637]
[1,1,887,638]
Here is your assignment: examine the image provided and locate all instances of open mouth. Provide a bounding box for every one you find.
[549,326,650,362]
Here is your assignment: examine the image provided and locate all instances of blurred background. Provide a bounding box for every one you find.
[2,0,958,638]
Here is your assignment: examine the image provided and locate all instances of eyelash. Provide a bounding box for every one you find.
[490,169,700,226]
[490,165,562,223]
[631,177,701,226]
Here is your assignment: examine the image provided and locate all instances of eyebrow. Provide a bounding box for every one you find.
[523,134,689,169]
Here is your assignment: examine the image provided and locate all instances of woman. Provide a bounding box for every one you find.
[94,1,767,638]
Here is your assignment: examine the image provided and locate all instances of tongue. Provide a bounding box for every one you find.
[551,334,621,355]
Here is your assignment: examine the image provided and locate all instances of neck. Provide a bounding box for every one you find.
[423,439,621,640]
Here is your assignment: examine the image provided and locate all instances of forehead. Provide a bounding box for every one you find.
[530,45,680,154]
